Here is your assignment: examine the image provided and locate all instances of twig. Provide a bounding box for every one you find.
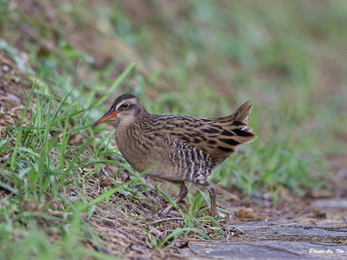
[147,217,184,225]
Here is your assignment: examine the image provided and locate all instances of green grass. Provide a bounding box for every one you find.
[1,0,346,258]
[0,80,106,257]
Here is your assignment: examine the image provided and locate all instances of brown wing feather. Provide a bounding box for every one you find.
[202,101,252,123]
[151,101,257,160]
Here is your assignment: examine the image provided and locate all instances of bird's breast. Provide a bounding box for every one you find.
[115,123,219,185]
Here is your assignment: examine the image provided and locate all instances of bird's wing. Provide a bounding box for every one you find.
[152,101,257,159]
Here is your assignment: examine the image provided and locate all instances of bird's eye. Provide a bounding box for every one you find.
[120,103,130,109]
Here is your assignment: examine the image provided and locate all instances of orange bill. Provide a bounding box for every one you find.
[92,110,119,127]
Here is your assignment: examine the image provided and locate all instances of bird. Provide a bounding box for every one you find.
[93,93,257,224]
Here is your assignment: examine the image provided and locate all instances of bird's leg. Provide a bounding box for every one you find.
[206,184,217,227]
[159,181,188,218]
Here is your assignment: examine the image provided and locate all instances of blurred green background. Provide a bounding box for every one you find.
[2,0,346,197]
[1,0,347,258]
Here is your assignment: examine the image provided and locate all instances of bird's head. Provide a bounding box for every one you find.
[92,94,146,127]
